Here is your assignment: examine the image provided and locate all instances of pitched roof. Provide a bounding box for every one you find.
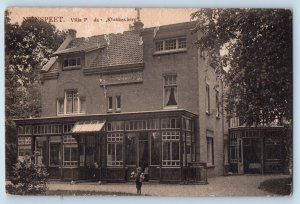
[44,31,143,74]
[53,44,104,55]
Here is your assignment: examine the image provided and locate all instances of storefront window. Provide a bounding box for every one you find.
[107,133,123,166]
[265,137,281,160]
[63,135,78,166]
[18,137,32,161]
[35,136,47,166]
[162,131,180,166]
[79,137,85,167]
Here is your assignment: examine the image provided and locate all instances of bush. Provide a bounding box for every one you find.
[6,156,49,195]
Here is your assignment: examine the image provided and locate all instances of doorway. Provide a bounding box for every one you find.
[243,138,262,174]
[125,132,150,180]
[138,132,149,171]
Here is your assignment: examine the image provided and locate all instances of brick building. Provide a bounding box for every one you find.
[14,19,229,182]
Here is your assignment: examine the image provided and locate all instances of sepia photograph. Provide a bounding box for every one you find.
[4,7,292,196]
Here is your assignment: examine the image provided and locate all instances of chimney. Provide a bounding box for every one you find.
[68,29,77,38]
[133,20,144,33]
[130,8,144,33]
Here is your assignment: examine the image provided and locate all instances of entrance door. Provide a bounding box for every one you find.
[138,132,149,180]
[237,138,244,174]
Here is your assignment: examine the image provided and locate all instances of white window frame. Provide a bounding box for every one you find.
[215,89,220,118]
[18,137,32,161]
[63,57,81,70]
[163,74,178,109]
[206,130,214,166]
[107,96,113,112]
[206,83,210,114]
[115,95,121,112]
[154,37,187,54]
[107,133,123,167]
[162,131,180,166]
[57,90,86,116]
[63,135,78,167]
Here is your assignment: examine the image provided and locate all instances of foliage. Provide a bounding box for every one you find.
[5,10,67,177]
[6,157,49,195]
[192,9,292,126]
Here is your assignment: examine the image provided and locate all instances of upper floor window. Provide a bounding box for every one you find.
[206,130,214,166]
[107,96,113,112]
[163,74,178,109]
[206,83,210,114]
[63,57,81,70]
[215,90,220,117]
[107,96,121,113]
[57,90,86,115]
[155,37,187,54]
[116,96,121,112]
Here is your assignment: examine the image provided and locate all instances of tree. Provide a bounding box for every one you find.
[5,10,67,177]
[192,9,292,126]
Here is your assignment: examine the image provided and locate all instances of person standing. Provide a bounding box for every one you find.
[135,167,144,195]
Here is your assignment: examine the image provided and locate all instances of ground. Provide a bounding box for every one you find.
[46,174,291,196]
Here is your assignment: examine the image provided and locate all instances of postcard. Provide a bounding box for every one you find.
[5,8,292,196]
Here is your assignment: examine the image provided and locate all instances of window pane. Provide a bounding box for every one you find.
[172,141,180,160]
[108,97,113,110]
[70,59,77,66]
[107,144,113,163]
[64,59,68,67]
[18,145,31,157]
[80,97,86,113]
[77,58,81,65]
[50,143,61,166]
[35,136,47,165]
[178,38,187,48]
[165,39,176,50]
[116,143,122,161]
[207,138,214,165]
[165,87,177,106]
[64,147,71,161]
[73,96,79,113]
[265,145,281,160]
[206,85,210,113]
[116,96,121,109]
[155,41,163,51]
[163,142,170,160]
[58,99,64,114]
[71,147,78,161]
[67,98,72,113]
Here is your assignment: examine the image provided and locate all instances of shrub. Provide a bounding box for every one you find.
[6,156,49,195]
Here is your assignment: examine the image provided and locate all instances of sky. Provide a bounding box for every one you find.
[8,8,198,37]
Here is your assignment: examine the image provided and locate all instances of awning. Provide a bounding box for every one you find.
[71,120,106,133]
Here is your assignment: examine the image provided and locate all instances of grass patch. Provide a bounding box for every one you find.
[259,177,292,196]
[46,190,139,196]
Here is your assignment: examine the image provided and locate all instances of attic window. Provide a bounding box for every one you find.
[63,57,81,70]
[154,37,187,55]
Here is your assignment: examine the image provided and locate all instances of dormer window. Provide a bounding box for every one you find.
[154,37,187,55]
[63,57,81,70]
